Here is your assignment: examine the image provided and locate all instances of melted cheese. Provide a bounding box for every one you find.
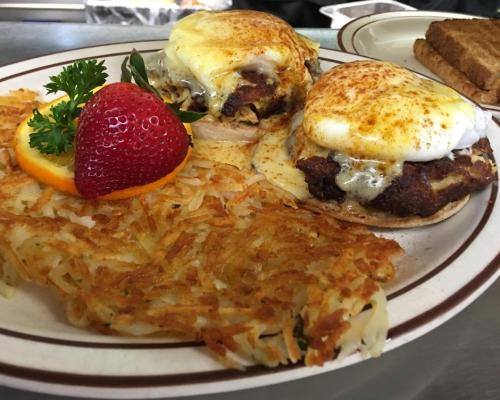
[252,124,403,203]
[288,118,402,202]
[333,153,403,201]
[164,10,318,115]
[192,138,254,171]
[304,60,487,162]
[252,128,311,200]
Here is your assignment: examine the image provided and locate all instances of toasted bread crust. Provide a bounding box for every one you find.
[414,39,498,104]
[425,19,500,91]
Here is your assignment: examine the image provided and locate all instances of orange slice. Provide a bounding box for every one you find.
[14,95,192,200]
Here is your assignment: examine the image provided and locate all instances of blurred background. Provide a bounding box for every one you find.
[0,0,498,27]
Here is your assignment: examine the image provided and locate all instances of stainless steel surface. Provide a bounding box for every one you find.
[0,23,337,66]
[0,1,84,22]
[0,21,499,400]
[0,3,83,9]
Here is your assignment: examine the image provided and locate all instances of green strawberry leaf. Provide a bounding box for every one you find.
[121,56,132,83]
[129,64,163,99]
[122,50,207,124]
[122,49,206,123]
[129,49,149,84]
[171,108,207,123]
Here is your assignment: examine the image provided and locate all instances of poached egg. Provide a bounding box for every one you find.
[303,61,489,162]
[164,10,319,115]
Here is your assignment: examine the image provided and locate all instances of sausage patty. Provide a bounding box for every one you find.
[296,138,496,217]
[221,71,286,119]
[183,59,321,122]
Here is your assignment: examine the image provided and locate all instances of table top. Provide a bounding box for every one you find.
[0,21,499,400]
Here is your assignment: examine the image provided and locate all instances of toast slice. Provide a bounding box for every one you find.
[425,18,500,91]
[414,38,498,104]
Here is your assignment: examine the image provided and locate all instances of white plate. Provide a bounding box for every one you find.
[337,11,499,116]
[0,41,499,399]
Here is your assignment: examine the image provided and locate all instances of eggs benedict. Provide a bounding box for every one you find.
[162,10,320,142]
[254,60,496,227]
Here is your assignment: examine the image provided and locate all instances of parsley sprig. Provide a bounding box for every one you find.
[121,49,206,123]
[28,59,108,155]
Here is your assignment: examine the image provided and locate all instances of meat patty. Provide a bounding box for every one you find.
[183,58,319,121]
[220,70,292,120]
[222,71,275,117]
[296,156,346,202]
[297,138,496,217]
[220,59,319,120]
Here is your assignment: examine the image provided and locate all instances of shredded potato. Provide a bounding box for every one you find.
[0,90,401,368]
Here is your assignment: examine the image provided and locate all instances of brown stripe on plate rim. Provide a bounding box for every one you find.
[388,181,497,299]
[0,328,204,349]
[0,360,301,388]
[0,53,497,351]
[348,15,460,54]
[386,116,499,299]
[349,13,484,55]
[0,47,497,387]
[0,253,498,388]
[0,48,162,83]
[389,252,500,339]
[336,10,486,53]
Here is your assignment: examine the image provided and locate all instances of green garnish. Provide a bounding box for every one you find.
[121,50,162,98]
[169,102,208,124]
[293,314,309,352]
[28,59,108,155]
[120,56,132,84]
[121,49,206,123]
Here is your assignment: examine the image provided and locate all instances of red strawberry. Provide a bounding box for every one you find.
[75,82,189,199]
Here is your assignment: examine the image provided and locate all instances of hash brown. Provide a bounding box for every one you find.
[0,90,401,368]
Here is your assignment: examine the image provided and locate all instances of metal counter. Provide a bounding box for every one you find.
[0,21,499,400]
